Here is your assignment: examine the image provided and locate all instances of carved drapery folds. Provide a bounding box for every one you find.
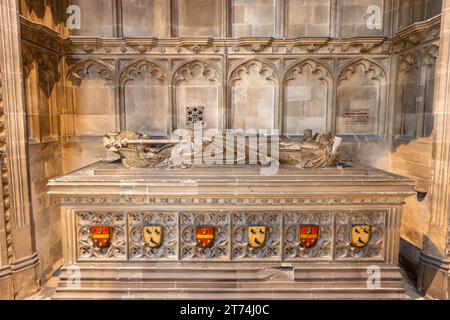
[120,60,168,133]
[173,60,222,131]
[283,59,333,136]
[337,59,387,136]
[230,60,279,131]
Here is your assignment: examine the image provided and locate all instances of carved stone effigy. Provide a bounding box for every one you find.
[48,157,415,299]
[104,129,342,169]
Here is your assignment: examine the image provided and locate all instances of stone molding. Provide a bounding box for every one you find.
[0,0,39,299]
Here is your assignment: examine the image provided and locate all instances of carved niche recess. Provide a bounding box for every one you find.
[66,59,115,136]
[120,60,169,134]
[22,45,59,142]
[417,45,439,138]
[336,59,387,137]
[284,59,333,136]
[396,53,419,138]
[173,61,222,131]
[230,60,279,131]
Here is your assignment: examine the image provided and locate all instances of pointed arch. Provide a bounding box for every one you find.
[172,60,223,131]
[119,60,169,133]
[283,59,334,136]
[336,58,388,137]
[66,59,114,86]
[120,59,167,86]
[229,59,280,131]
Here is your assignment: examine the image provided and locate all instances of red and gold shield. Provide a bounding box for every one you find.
[196,226,215,249]
[299,225,319,249]
[91,226,111,249]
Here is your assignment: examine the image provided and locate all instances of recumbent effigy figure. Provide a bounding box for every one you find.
[104,129,342,169]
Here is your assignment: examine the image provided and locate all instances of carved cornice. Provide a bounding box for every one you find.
[19,11,441,58]
[54,195,410,206]
[391,15,441,54]
[19,16,63,54]
[63,37,390,56]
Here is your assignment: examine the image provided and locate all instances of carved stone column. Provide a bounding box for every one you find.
[418,0,450,300]
[0,0,39,299]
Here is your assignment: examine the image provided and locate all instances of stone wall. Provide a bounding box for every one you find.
[19,1,66,284]
[11,0,444,297]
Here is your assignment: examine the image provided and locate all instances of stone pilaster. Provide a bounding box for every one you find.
[418,0,450,300]
[0,0,39,299]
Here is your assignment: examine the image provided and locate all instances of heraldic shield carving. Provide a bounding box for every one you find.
[143,225,163,249]
[351,225,372,248]
[196,226,215,249]
[299,225,319,249]
[248,226,267,249]
[91,226,112,249]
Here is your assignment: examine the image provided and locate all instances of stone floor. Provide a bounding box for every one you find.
[26,264,427,300]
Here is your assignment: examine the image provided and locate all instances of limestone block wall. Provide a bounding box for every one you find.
[13,0,444,289]
[388,16,441,272]
[19,1,66,283]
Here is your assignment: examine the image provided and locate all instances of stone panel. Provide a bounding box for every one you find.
[231,211,282,260]
[180,212,230,260]
[287,0,330,37]
[66,60,116,136]
[284,59,332,135]
[128,211,178,260]
[339,0,384,37]
[230,60,278,130]
[177,0,221,37]
[121,60,169,134]
[232,0,276,37]
[335,211,386,259]
[284,211,333,260]
[122,0,170,37]
[76,211,127,261]
[68,0,114,37]
[336,59,386,136]
[173,61,222,131]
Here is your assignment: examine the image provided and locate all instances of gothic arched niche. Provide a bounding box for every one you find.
[172,60,222,131]
[418,45,439,138]
[22,46,40,143]
[396,53,419,138]
[337,59,387,136]
[120,60,168,134]
[22,46,60,143]
[230,60,279,131]
[283,59,333,136]
[66,59,115,136]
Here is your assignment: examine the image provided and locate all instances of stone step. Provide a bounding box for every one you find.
[56,278,404,289]
[53,287,407,300]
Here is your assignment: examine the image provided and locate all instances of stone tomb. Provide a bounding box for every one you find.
[48,162,415,299]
